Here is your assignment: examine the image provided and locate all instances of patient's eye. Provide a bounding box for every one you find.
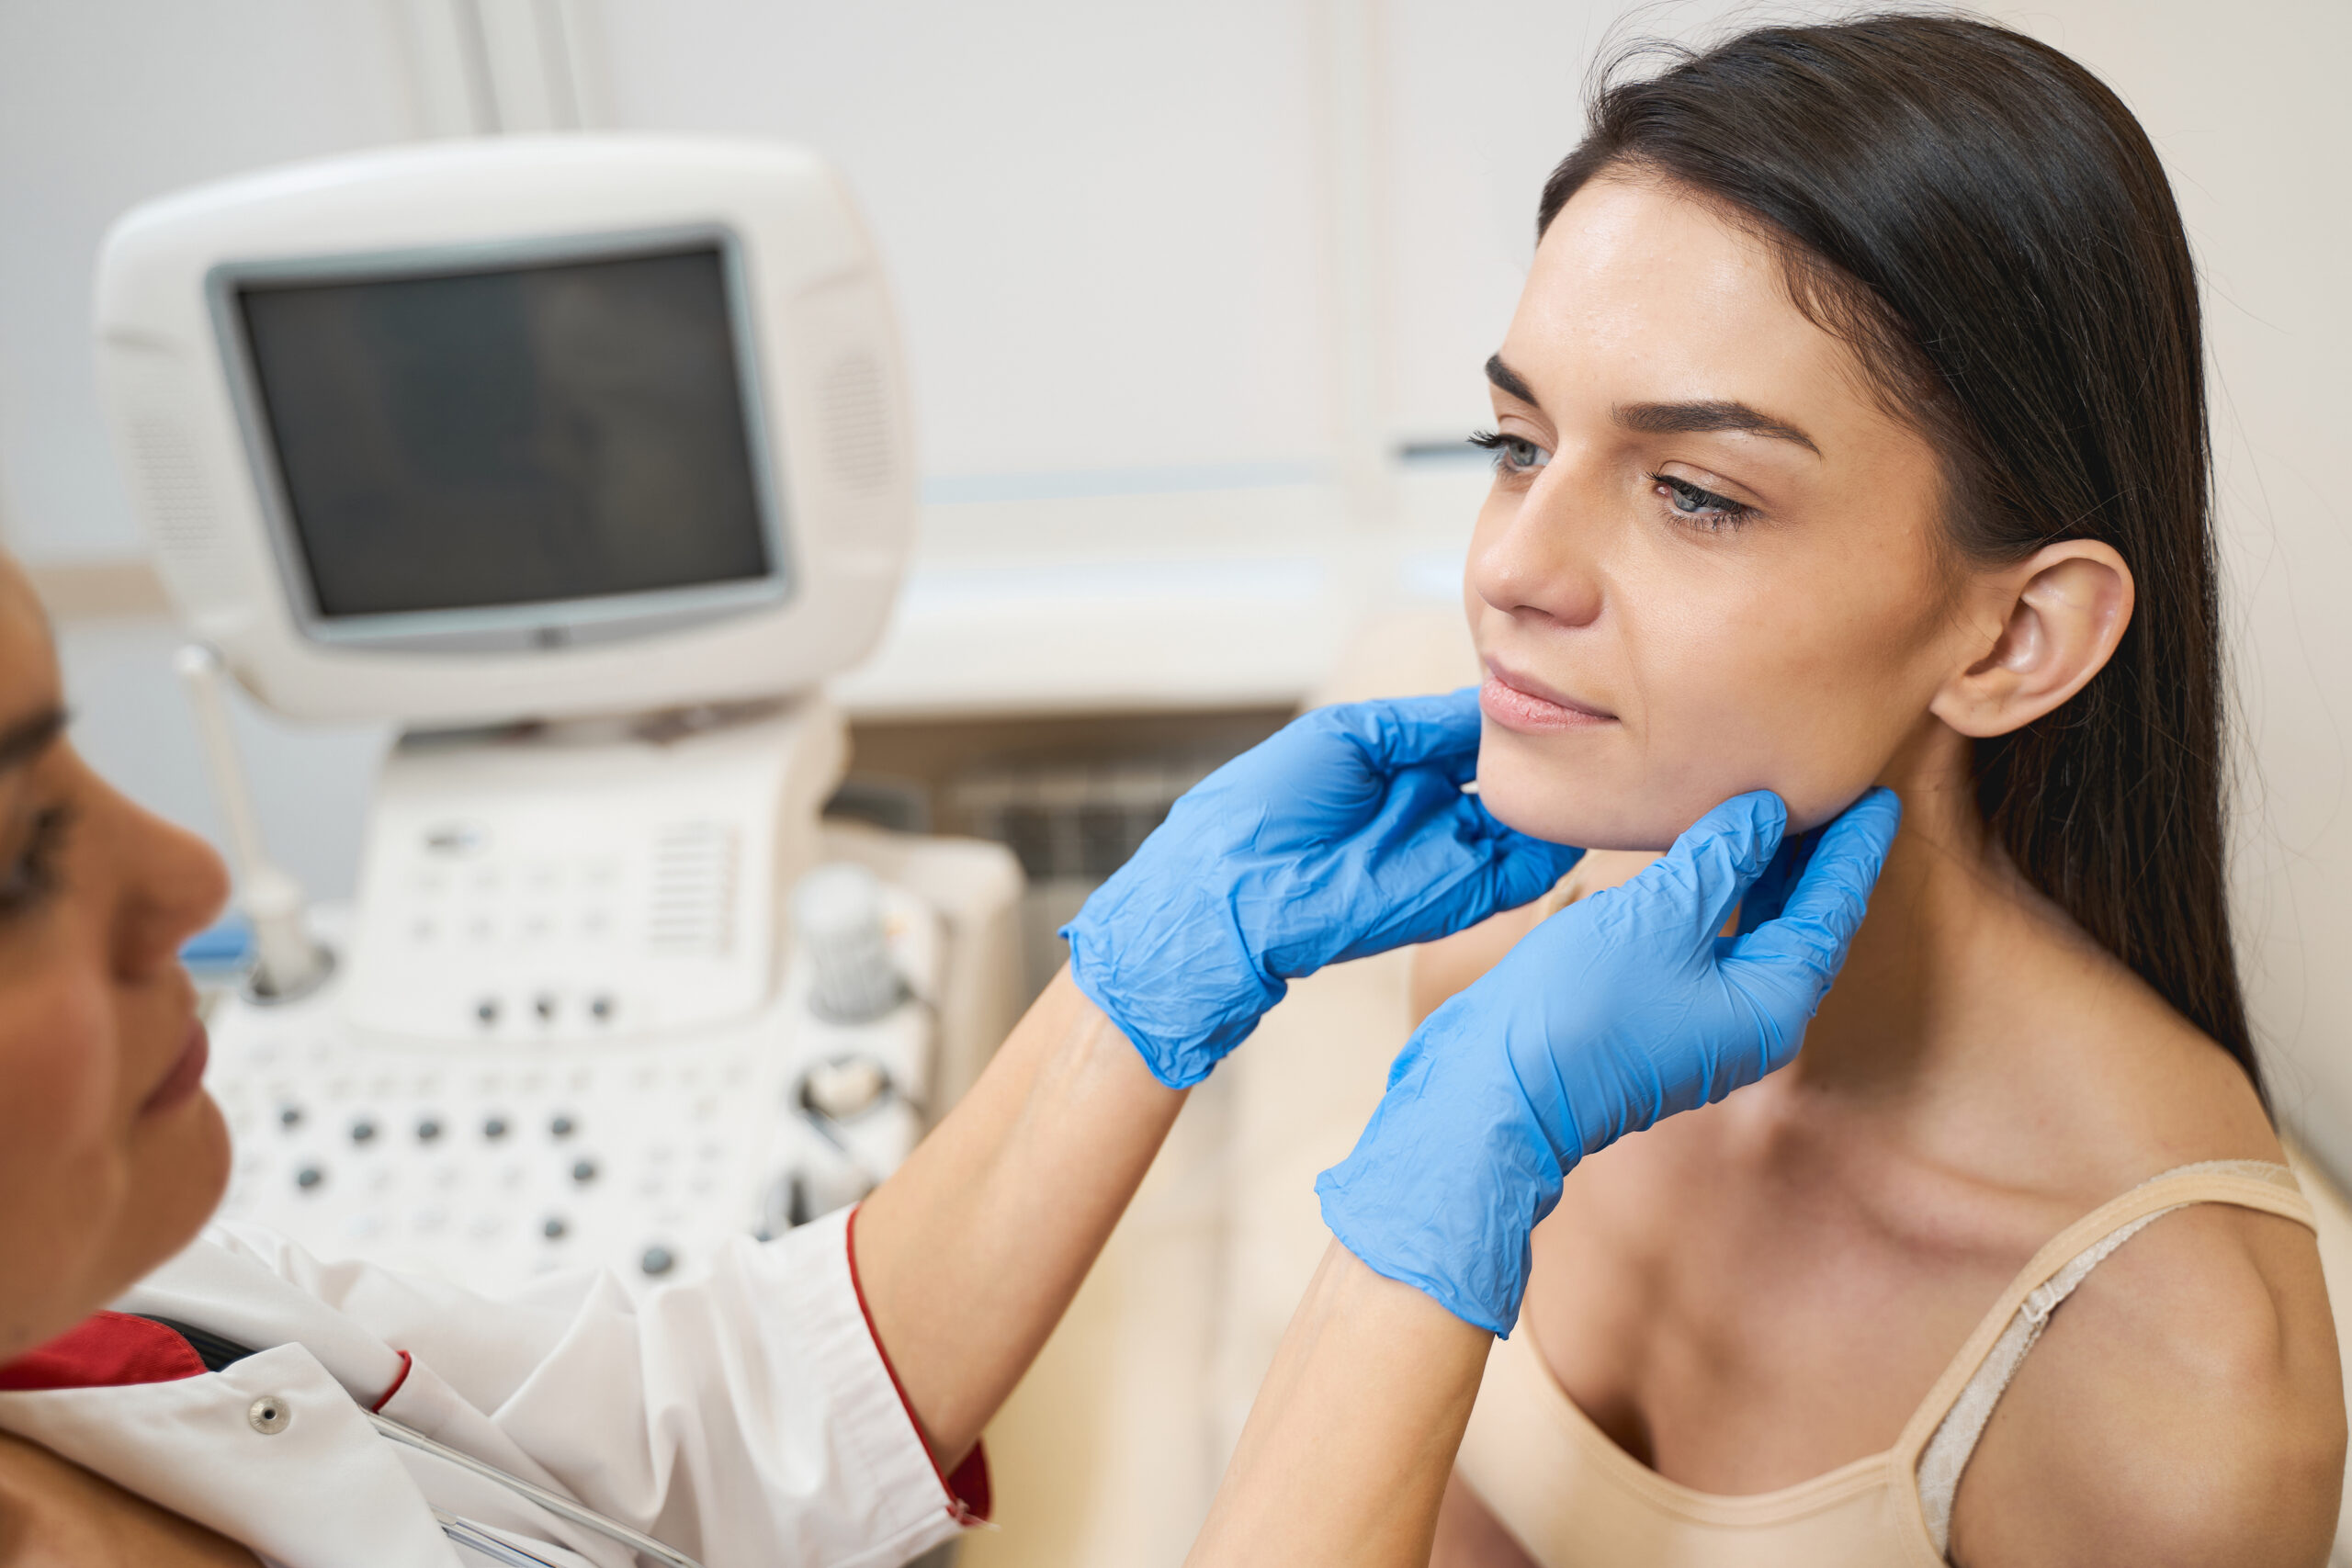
[1649,472,1751,531]
[1469,429,1550,476]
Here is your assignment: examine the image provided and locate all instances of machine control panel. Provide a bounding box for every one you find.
[210,866,946,1297]
[343,705,840,1047]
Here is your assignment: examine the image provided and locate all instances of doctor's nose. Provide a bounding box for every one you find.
[107,779,231,981]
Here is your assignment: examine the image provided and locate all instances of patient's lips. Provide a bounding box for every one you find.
[1480,663,1616,734]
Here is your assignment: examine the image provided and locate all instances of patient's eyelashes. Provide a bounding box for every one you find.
[1470,429,1549,476]
[1650,472,1752,531]
[1469,430,1752,530]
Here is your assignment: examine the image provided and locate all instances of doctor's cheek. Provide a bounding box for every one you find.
[0,976,137,1249]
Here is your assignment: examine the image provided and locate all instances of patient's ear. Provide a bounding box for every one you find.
[1930,541,2133,739]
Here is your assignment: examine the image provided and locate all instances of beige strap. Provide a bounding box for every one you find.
[1914,1204,2169,1552]
[1894,1160,2312,1474]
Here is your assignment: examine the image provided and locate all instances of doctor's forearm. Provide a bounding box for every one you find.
[1189,1241,1490,1568]
[852,966,1185,1461]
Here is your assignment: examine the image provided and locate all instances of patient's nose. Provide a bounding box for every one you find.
[1467,466,1605,631]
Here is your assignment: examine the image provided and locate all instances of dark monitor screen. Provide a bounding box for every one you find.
[235,243,774,621]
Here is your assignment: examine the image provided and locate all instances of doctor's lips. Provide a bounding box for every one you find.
[141,1020,209,1117]
[1480,664,1616,733]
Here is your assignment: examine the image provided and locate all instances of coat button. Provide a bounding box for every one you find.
[247,1395,291,1435]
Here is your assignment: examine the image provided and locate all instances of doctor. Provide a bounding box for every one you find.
[0,544,1894,1566]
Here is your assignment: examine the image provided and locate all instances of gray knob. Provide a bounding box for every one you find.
[793,863,905,1023]
[803,1057,890,1120]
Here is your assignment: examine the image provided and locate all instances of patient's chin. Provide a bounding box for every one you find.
[1479,748,1871,854]
[1475,760,1681,854]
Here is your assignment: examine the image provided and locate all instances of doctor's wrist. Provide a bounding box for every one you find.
[1312,1024,1569,1337]
[1060,908,1281,1089]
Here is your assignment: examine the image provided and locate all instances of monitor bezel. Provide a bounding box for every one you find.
[206,223,795,654]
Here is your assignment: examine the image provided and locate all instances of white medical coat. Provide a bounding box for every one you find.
[0,1207,973,1567]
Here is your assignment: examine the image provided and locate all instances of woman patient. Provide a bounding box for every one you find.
[1415,16,2343,1568]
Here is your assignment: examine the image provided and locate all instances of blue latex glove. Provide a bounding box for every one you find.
[1063,690,1587,1089]
[1316,786,1902,1335]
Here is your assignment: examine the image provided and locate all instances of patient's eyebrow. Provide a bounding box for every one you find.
[1487,357,1819,457]
[1485,354,1538,406]
[1616,400,1821,456]
[0,705,67,775]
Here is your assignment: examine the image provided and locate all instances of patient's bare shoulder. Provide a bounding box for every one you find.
[1949,1197,2345,1568]
[1407,851,1658,1025]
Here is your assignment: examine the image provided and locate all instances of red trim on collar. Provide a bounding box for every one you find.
[842,1203,992,1527]
[369,1349,414,1413]
[0,1312,209,1393]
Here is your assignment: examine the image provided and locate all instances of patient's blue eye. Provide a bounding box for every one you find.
[1468,430,1549,474]
[1649,472,1750,530]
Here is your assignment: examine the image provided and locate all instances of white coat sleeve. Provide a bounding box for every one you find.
[152,1207,980,1568]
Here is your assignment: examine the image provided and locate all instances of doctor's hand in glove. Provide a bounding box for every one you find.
[1317,784,1904,1336]
[1062,688,1588,1088]
[1186,787,1901,1568]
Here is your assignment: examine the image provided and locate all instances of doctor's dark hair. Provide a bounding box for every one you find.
[1539,15,2261,1096]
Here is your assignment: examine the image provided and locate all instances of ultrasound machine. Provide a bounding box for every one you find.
[92,135,1023,1296]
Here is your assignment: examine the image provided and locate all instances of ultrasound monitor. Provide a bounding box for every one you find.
[95,137,913,726]
[234,239,773,632]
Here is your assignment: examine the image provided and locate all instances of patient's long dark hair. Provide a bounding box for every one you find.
[1540,15,2261,1096]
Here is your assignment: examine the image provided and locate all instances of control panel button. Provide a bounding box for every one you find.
[415,1117,441,1144]
[277,1105,302,1130]
[475,998,499,1027]
[549,1113,576,1140]
[589,995,615,1022]
[294,1165,324,1191]
[542,1215,568,1240]
[534,994,557,1022]
[481,1115,508,1142]
[349,1118,377,1145]
[571,1158,598,1185]
[423,822,483,854]
[639,1246,675,1278]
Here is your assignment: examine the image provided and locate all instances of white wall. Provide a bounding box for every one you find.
[590,0,1336,488]
[0,0,421,561]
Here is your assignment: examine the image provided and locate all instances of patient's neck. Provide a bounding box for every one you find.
[1790,718,2089,1098]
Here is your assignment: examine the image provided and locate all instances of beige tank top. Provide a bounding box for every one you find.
[1453,1161,2316,1568]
